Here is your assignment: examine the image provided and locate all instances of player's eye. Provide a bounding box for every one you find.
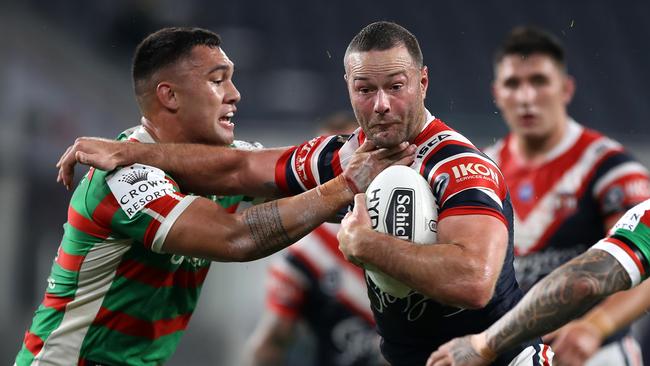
[391,83,404,91]
[212,79,224,86]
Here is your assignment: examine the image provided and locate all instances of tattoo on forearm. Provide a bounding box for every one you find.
[487,250,631,354]
[243,201,293,257]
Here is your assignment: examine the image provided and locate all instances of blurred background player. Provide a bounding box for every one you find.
[483,26,650,365]
[245,112,387,366]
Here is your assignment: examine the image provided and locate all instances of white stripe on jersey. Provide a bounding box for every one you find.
[412,130,475,172]
[337,130,362,172]
[34,238,132,365]
[292,227,372,320]
[153,195,198,253]
[503,344,554,366]
[514,137,623,254]
[591,240,641,287]
[289,149,309,191]
[593,161,649,197]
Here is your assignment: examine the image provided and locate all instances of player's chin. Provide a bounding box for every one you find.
[370,133,404,149]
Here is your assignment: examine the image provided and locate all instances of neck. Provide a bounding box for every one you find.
[407,108,429,143]
[141,111,184,144]
[514,118,567,162]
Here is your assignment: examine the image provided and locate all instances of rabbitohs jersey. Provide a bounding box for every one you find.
[483,120,650,291]
[592,198,650,288]
[274,111,538,366]
[15,126,250,366]
[266,223,384,366]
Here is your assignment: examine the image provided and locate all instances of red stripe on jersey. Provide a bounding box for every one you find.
[68,206,111,239]
[541,344,551,366]
[439,206,508,229]
[523,149,620,254]
[640,211,650,228]
[275,147,298,194]
[266,267,305,319]
[87,167,96,182]
[606,237,646,276]
[332,149,343,176]
[43,293,74,311]
[94,307,191,339]
[336,293,375,325]
[56,246,86,272]
[141,195,184,249]
[302,137,325,189]
[143,219,162,250]
[433,157,504,205]
[92,192,120,229]
[23,331,44,356]
[413,118,441,145]
[357,130,366,145]
[115,259,209,288]
[313,226,365,280]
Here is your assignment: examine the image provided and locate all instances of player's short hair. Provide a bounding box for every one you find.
[345,21,423,68]
[132,27,221,96]
[494,26,566,71]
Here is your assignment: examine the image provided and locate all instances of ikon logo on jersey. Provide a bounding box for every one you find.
[107,164,176,218]
[451,163,499,184]
[385,189,414,240]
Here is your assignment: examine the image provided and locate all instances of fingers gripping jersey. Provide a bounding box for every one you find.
[275,114,528,365]
[266,223,384,366]
[591,199,650,287]
[16,127,246,366]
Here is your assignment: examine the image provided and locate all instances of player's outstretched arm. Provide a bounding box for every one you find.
[56,137,288,197]
[338,194,507,309]
[57,137,415,198]
[425,249,633,366]
[162,142,416,261]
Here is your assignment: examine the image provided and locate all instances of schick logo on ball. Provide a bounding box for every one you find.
[386,189,414,240]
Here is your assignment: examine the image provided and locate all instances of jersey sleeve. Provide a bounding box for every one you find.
[104,163,198,253]
[265,253,310,319]
[592,151,650,219]
[420,140,509,227]
[274,135,350,195]
[590,199,650,287]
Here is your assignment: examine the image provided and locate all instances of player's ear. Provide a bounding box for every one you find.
[420,66,429,98]
[156,81,179,111]
[562,75,576,105]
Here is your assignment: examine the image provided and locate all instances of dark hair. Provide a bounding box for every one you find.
[345,21,423,68]
[494,26,566,70]
[132,27,221,95]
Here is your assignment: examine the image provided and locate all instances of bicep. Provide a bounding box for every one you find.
[162,197,247,261]
[437,214,508,269]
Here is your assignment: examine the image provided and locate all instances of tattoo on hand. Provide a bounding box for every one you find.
[243,201,292,257]
[487,250,631,354]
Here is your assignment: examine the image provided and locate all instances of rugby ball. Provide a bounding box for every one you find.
[364,165,438,298]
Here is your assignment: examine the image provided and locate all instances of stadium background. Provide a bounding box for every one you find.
[1,0,649,364]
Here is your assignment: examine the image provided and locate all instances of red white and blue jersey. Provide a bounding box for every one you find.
[275,111,535,366]
[266,223,384,366]
[483,119,650,291]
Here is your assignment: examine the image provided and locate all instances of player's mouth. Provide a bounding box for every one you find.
[518,113,537,126]
[218,111,235,128]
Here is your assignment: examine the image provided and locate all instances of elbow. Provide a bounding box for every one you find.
[457,281,495,309]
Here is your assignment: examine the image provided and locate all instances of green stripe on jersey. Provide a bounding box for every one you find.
[613,223,650,275]
[80,325,183,366]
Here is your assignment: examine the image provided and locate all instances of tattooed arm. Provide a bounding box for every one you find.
[164,175,355,261]
[426,249,633,366]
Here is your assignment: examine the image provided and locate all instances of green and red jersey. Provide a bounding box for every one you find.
[591,198,650,287]
[16,126,246,366]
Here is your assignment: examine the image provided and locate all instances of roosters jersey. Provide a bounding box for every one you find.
[275,111,535,365]
[483,120,650,291]
[266,223,384,366]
